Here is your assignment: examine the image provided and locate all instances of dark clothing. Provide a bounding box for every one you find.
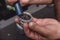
[0,0,16,20]
[0,0,7,12]
[0,0,9,20]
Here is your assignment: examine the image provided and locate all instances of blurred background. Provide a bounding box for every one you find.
[0,0,56,40]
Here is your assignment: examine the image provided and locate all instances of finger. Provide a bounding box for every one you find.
[23,23,31,37]
[36,19,43,25]
[29,22,49,36]
[5,0,17,5]
[42,18,59,25]
[15,17,20,23]
[34,32,39,40]
[20,0,29,4]
[23,23,29,32]
[31,17,38,22]
[23,23,36,39]
[20,0,29,6]
[29,32,35,39]
[38,35,47,40]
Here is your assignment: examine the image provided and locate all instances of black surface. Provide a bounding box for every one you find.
[0,6,56,40]
[32,6,56,19]
[0,0,6,20]
[0,23,29,40]
[0,0,16,20]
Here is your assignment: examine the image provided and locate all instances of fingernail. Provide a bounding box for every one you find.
[29,22,34,28]
[15,18,18,22]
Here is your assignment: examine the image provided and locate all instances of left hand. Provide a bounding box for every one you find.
[5,0,30,6]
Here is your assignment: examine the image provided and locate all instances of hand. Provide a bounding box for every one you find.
[5,0,52,6]
[5,0,30,6]
[15,17,47,40]
[28,18,60,40]
[15,17,60,40]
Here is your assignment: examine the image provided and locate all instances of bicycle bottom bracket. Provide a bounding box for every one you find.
[18,12,32,22]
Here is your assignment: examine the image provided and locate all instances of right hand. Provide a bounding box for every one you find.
[15,17,60,40]
[28,18,60,40]
[15,17,47,40]
[5,0,30,6]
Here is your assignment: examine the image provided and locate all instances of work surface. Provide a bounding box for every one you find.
[0,6,55,40]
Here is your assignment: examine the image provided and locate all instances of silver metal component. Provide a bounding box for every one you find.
[19,12,32,22]
[16,12,32,30]
[16,23,23,30]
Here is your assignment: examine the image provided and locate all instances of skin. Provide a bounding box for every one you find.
[5,0,52,6]
[5,0,17,5]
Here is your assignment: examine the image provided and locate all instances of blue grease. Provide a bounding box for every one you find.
[14,1,23,15]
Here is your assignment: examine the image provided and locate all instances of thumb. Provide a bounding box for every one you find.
[29,22,49,36]
[32,17,38,22]
[20,0,30,6]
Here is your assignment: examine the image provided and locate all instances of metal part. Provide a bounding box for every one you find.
[16,12,32,30]
[19,12,32,22]
[14,0,32,22]
[14,0,32,30]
